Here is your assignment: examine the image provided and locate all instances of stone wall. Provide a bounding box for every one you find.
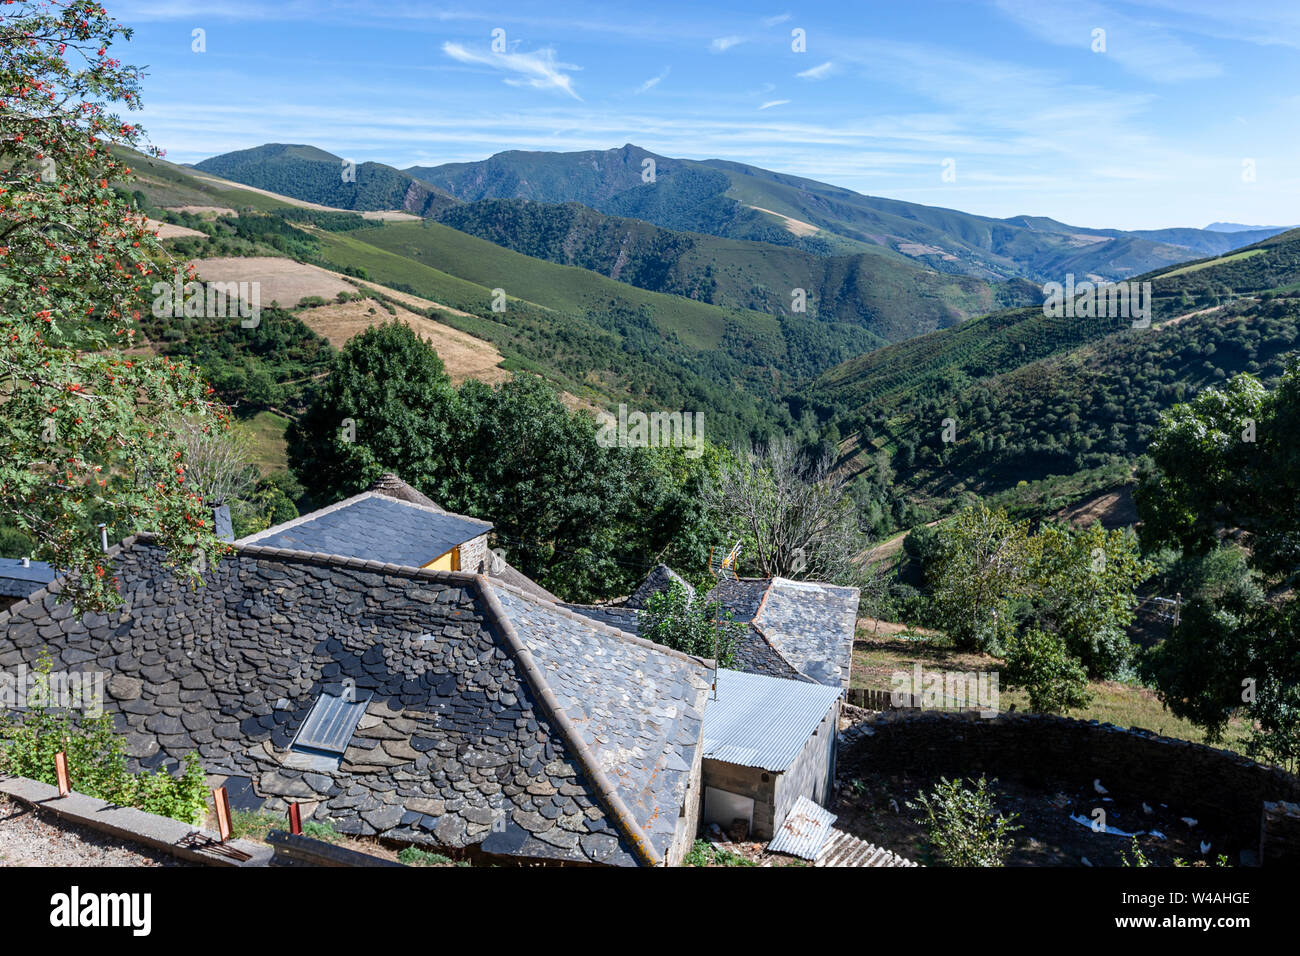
[774,700,838,825]
[1260,802,1300,866]
[667,745,705,866]
[459,533,489,573]
[840,711,1300,853]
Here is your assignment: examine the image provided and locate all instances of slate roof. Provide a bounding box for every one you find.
[238,491,491,567]
[561,604,640,635]
[626,564,695,610]
[700,668,842,772]
[707,577,859,690]
[492,584,711,856]
[0,558,55,599]
[0,537,712,866]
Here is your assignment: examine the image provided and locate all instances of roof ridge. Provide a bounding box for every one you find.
[236,490,491,547]
[491,578,713,668]
[471,575,664,868]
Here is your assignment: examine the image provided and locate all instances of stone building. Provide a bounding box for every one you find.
[0,535,712,866]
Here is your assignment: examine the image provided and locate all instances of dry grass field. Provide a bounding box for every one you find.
[294,299,509,385]
[188,256,353,308]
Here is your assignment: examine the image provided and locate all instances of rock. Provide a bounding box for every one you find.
[107,674,143,701]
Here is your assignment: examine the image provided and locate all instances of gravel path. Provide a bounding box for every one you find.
[0,795,189,867]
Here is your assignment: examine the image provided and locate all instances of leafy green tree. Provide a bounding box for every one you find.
[637,580,745,665]
[1003,627,1093,714]
[1134,373,1270,564]
[287,321,457,503]
[1137,367,1300,767]
[927,503,1030,652]
[907,776,1021,867]
[291,333,722,600]
[1,0,227,610]
[1027,521,1150,678]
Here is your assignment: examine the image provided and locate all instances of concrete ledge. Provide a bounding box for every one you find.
[265,829,405,866]
[0,774,272,866]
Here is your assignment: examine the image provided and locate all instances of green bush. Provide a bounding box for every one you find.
[0,656,209,825]
[637,581,746,665]
[907,775,1020,867]
[1003,627,1093,714]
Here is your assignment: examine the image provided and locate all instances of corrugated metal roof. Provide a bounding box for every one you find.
[292,690,372,755]
[768,796,837,860]
[701,668,842,772]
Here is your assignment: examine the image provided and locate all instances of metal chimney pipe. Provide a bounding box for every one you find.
[21,556,30,568]
[97,523,108,553]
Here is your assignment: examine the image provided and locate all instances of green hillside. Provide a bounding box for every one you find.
[310,218,884,392]
[404,143,1283,283]
[806,229,1300,517]
[195,143,457,215]
[436,198,1040,343]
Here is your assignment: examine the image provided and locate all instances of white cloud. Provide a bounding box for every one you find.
[442,41,582,99]
[710,36,746,52]
[759,99,790,110]
[635,67,671,95]
[761,13,792,27]
[796,60,835,80]
[993,0,1222,82]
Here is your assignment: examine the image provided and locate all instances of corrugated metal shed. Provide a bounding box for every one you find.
[768,796,837,860]
[701,668,842,772]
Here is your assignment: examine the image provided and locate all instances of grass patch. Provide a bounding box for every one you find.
[301,819,344,843]
[243,410,291,476]
[397,846,459,866]
[852,631,1254,754]
[684,839,757,867]
[229,810,285,841]
[1159,248,1265,279]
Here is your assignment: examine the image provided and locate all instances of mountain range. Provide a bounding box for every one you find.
[131,143,1300,530]
[197,143,1288,285]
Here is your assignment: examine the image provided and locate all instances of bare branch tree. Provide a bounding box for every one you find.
[707,437,864,584]
[174,419,257,506]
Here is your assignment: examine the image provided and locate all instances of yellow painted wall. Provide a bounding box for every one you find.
[423,547,460,572]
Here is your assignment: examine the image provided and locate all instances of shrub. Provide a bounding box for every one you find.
[1003,627,1093,714]
[637,581,746,665]
[907,775,1020,867]
[0,656,209,825]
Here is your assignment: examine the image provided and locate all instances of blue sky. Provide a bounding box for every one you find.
[108,0,1300,230]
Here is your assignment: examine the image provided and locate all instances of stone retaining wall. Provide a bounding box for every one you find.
[839,711,1300,857]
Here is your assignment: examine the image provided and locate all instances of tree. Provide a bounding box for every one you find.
[907,776,1021,867]
[291,335,721,601]
[287,321,457,503]
[1,1,227,611]
[1003,628,1092,714]
[1027,521,1150,678]
[175,417,256,506]
[1136,367,1300,767]
[637,580,745,665]
[707,437,862,583]
[926,503,1031,652]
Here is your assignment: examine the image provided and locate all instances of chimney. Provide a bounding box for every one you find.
[21,557,30,568]
[97,523,108,552]
[211,503,234,543]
